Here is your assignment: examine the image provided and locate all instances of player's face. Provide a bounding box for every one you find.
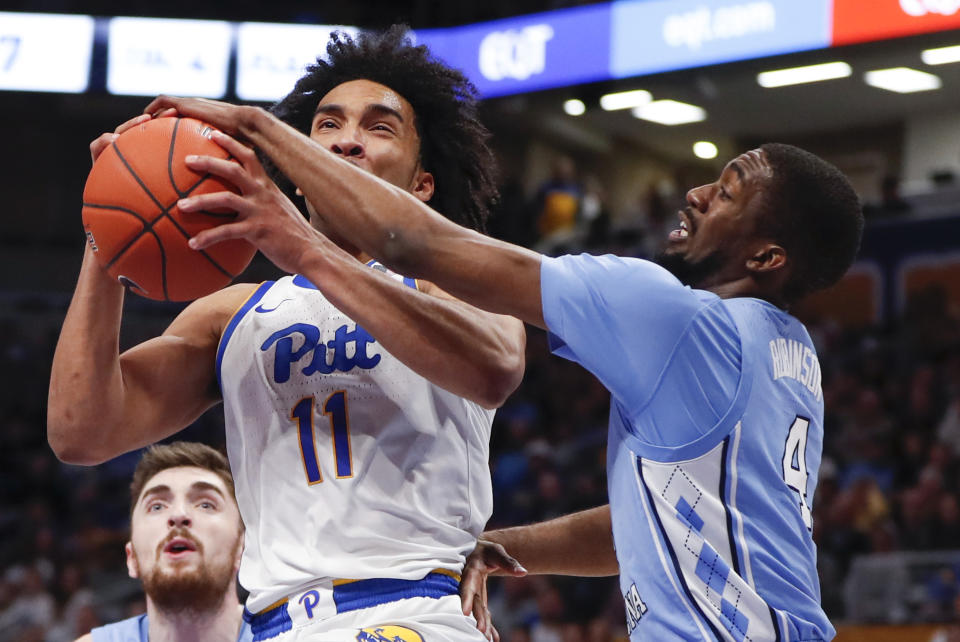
[126,466,243,612]
[304,79,434,242]
[658,149,773,287]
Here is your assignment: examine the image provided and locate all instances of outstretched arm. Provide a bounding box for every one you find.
[479,505,618,577]
[173,131,525,407]
[144,97,548,329]
[459,505,618,632]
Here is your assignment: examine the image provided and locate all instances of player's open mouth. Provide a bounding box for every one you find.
[163,537,198,557]
[669,212,692,241]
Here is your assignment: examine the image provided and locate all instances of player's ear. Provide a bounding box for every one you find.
[234,535,245,572]
[125,542,139,579]
[411,170,434,203]
[746,243,786,274]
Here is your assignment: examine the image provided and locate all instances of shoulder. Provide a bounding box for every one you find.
[719,296,795,331]
[165,282,265,340]
[81,614,147,642]
[542,253,687,301]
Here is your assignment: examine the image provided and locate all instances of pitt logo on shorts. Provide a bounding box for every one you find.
[355,625,424,642]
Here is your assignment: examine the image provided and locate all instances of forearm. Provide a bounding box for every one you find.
[483,505,618,577]
[298,240,524,408]
[239,108,547,328]
[241,109,424,266]
[48,247,128,463]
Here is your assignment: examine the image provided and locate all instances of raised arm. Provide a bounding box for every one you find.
[295,241,526,408]
[144,98,547,329]
[47,251,248,464]
[48,115,249,465]
[169,130,524,407]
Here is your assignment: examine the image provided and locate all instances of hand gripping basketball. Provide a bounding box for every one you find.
[82,117,257,301]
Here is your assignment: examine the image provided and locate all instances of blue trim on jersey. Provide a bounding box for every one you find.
[243,602,292,642]
[292,274,318,290]
[719,437,741,578]
[293,268,418,292]
[216,281,274,393]
[333,572,459,612]
[244,573,458,640]
[637,456,723,641]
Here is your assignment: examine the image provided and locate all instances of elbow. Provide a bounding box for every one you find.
[47,417,109,466]
[375,194,440,278]
[476,350,526,409]
[378,225,426,278]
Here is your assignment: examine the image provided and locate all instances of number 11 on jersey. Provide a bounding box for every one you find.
[291,391,354,485]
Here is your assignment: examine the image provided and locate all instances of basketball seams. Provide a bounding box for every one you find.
[113,143,166,213]
[88,117,251,301]
[162,213,237,279]
[168,118,186,197]
[81,202,148,225]
[102,209,166,271]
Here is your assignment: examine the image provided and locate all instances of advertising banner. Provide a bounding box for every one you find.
[107,17,232,97]
[415,4,611,97]
[832,0,960,46]
[0,12,94,93]
[236,23,358,102]
[610,0,832,78]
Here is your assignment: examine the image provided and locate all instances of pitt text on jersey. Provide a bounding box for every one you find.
[769,337,822,400]
[261,322,381,383]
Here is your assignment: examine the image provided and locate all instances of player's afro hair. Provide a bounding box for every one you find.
[757,143,864,302]
[269,25,498,232]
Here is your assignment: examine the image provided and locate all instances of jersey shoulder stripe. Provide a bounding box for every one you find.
[216,281,275,392]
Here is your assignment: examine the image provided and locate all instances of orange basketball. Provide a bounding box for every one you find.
[82,117,256,301]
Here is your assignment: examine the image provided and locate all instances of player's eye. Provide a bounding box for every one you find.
[198,500,216,510]
[147,502,164,512]
[315,119,337,131]
[371,123,394,133]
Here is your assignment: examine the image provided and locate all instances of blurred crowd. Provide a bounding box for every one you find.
[1,167,959,642]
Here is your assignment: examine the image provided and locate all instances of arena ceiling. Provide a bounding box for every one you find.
[488,28,960,163]
[4,3,959,166]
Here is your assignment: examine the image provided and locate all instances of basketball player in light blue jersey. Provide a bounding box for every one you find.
[139,87,863,640]
[79,442,252,642]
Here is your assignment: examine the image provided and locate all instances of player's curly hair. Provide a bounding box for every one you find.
[757,143,864,303]
[269,25,498,232]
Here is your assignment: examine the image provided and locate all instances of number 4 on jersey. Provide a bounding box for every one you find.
[291,391,354,485]
[782,416,813,531]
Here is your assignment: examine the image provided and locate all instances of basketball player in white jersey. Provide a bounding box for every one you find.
[80,442,252,642]
[49,27,525,641]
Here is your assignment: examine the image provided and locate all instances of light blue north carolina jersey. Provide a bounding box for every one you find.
[90,613,253,641]
[541,254,832,641]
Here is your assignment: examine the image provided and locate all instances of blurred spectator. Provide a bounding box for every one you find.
[636,181,678,259]
[0,565,55,641]
[579,175,610,250]
[533,156,582,250]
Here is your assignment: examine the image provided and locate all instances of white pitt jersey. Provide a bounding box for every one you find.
[216,266,495,613]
